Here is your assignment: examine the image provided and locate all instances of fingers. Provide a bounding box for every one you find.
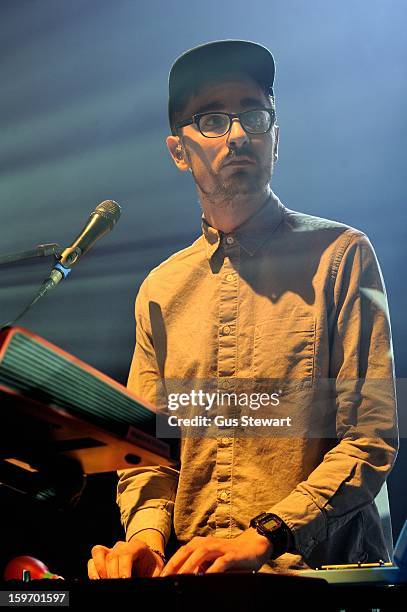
[118,554,133,579]
[90,545,110,579]
[162,537,223,576]
[105,550,120,579]
[176,548,222,575]
[89,540,162,580]
[87,558,99,580]
[161,545,191,576]
[205,555,233,574]
[105,541,137,579]
[152,561,164,578]
[89,543,133,579]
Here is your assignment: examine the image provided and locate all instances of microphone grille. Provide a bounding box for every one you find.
[95,200,122,225]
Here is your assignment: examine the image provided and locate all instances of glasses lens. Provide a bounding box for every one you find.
[199,114,230,137]
[241,110,273,133]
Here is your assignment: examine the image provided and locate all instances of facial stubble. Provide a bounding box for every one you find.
[192,159,274,203]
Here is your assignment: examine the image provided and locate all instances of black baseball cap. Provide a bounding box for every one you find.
[168,39,276,134]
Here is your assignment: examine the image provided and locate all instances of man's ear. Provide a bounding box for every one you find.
[273,124,280,162]
[166,135,190,172]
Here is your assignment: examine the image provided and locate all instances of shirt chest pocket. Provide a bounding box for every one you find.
[252,314,315,390]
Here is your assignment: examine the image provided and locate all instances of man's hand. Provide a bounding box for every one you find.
[161,528,272,576]
[87,539,164,579]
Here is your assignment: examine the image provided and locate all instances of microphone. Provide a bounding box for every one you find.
[38,199,121,298]
[0,200,122,331]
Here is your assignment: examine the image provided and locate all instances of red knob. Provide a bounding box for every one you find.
[3,556,63,581]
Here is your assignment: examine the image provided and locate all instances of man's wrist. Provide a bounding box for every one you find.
[248,526,274,558]
[148,547,167,566]
[129,528,165,553]
[249,512,293,559]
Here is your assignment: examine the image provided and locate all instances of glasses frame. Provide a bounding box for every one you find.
[175,107,276,138]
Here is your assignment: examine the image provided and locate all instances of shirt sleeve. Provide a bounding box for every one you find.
[266,231,399,559]
[117,277,179,546]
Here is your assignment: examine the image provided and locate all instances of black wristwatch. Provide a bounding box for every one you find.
[249,512,293,559]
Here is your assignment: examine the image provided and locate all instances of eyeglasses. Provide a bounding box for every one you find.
[175,108,275,138]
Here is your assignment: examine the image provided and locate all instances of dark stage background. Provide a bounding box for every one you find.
[0,0,406,576]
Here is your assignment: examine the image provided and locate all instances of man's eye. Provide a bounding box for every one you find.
[200,115,226,129]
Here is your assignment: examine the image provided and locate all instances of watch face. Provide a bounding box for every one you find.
[262,516,282,532]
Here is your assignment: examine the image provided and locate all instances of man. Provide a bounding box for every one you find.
[88,40,398,579]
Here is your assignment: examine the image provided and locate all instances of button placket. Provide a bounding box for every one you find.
[215,246,240,535]
[218,252,239,380]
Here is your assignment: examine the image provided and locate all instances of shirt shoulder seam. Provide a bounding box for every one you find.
[329,228,365,282]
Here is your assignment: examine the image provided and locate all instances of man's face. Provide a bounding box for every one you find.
[168,75,279,200]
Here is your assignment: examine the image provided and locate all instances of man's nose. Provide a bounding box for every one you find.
[226,117,250,149]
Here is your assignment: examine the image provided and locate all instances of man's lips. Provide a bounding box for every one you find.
[222,158,255,167]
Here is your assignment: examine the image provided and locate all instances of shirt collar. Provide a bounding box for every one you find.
[201,191,285,260]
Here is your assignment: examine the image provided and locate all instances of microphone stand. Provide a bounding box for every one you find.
[0,243,63,330]
[0,243,62,266]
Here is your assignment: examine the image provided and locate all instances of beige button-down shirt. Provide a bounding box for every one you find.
[117,192,398,571]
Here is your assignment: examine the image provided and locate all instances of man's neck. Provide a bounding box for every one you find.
[199,186,272,234]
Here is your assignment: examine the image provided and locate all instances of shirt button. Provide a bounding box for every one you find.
[219,379,232,389]
[221,437,230,446]
[217,520,228,528]
[225,236,235,245]
[218,491,229,502]
[225,273,235,283]
[222,325,231,335]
